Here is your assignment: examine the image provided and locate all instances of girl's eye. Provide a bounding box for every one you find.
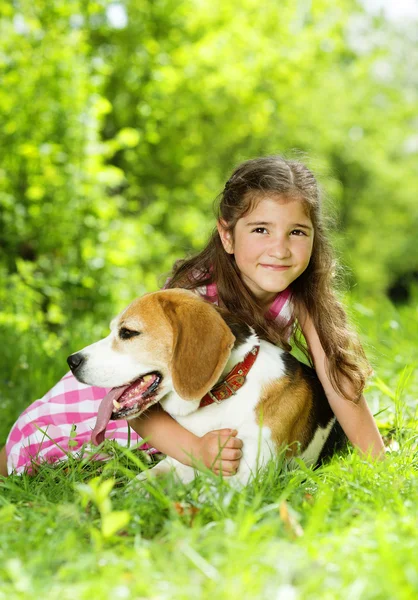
[291,229,307,236]
[119,328,141,340]
[252,227,268,234]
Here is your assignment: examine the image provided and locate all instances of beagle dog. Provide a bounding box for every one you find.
[67,289,345,485]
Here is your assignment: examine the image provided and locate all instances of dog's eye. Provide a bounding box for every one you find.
[119,327,141,340]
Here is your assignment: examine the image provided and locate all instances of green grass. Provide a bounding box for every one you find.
[0,296,417,599]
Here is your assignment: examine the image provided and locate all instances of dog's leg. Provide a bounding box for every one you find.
[133,457,174,482]
[132,456,197,485]
[231,431,275,486]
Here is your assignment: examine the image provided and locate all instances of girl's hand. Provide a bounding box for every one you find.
[196,429,243,476]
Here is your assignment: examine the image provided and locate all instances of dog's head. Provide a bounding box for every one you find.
[67,289,235,441]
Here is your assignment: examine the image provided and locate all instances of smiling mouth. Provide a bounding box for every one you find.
[261,264,291,270]
[91,372,162,445]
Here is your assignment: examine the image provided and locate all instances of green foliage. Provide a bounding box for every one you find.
[0,0,121,327]
[0,434,417,598]
[1,0,417,334]
[76,476,131,544]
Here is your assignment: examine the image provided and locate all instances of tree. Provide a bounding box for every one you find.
[1,0,417,337]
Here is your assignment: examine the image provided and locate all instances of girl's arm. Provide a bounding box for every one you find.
[129,404,243,475]
[297,308,385,460]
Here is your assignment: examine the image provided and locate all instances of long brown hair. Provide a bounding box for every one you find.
[165,156,371,402]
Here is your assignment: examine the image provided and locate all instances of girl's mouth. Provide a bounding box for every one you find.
[260,264,291,271]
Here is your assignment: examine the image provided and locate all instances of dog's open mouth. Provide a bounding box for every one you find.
[91,372,162,445]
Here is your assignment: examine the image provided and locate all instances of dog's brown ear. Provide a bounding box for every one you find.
[159,291,235,401]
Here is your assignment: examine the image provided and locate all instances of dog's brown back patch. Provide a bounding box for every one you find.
[255,366,313,456]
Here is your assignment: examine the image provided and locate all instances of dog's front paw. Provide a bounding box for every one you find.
[131,470,150,484]
[130,457,175,486]
[125,460,174,496]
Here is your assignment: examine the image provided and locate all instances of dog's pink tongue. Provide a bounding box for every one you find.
[91,386,129,446]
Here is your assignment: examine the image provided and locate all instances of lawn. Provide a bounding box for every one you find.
[0,296,417,599]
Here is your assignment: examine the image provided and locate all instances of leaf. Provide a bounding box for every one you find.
[117,127,140,148]
[101,510,131,539]
[0,504,17,524]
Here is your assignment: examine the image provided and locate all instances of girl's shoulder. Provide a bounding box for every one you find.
[265,287,293,324]
[194,282,294,328]
[165,272,294,328]
[193,281,219,305]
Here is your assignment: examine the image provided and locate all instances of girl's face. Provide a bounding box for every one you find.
[218,195,314,307]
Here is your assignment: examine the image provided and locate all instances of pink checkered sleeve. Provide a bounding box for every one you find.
[5,371,154,475]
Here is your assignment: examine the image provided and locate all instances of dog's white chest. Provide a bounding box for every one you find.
[171,341,285,439]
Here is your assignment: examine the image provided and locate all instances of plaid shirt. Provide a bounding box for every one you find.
[6,285,293,474]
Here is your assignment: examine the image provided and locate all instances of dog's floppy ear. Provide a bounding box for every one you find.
[159,292,235,401]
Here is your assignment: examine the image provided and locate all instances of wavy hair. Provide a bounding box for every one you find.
[165,156,371,402]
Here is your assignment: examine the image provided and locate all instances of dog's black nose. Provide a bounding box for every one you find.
[67,353,85,372]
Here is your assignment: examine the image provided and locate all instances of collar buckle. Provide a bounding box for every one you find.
[207,390,221,404]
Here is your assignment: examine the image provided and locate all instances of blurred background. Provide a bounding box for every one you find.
[0,1,417,398]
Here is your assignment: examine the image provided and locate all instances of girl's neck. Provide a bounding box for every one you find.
[256,293,278,312]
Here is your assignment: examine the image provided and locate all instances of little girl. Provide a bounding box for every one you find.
[0,155,384,477]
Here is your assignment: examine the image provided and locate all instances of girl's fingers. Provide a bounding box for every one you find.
[216,434,243,449]
[213,458,241,475]
[219,448,242,461]
[213,466,239,477]
[207,429,243,449]
[224,437,243,449]
[215,428,238,436]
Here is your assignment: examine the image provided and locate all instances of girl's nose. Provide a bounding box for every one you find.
[268,237,291,259]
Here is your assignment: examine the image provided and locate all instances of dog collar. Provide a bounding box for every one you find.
[199,344,260,408]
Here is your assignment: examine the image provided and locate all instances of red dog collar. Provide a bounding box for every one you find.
[199,344,260,408]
